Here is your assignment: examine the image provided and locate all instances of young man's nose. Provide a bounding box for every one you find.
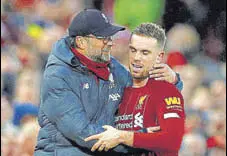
[134,52,142,60]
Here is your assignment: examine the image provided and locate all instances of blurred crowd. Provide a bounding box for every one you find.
[1,0,226,156]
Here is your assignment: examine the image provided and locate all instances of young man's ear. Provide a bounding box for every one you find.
[75,36,86,49]
[156,52,165,63]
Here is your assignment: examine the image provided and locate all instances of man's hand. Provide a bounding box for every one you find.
[84,125,122,152]
[149,63,177,84]
[84,125,161,152]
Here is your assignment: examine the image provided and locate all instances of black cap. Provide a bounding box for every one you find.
[68,9,125,37]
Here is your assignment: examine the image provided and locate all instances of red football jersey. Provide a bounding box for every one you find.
[115,79,185,156]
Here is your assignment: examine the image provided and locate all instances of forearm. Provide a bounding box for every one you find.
[116,119,184,152]
[112,131,144,154]
[119,130,134,147]
[133,130,183,151]
[133,119,184,151]
[111,128,154,153]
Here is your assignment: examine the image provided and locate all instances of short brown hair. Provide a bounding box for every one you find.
[132,23,166,50]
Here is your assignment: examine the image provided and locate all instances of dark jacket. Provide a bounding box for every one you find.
[34,36,132,156]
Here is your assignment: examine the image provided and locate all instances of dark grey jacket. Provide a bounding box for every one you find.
[34,36,132,156]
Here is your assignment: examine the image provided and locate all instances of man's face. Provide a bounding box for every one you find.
[85,35,113,63]
[129,34,163,79]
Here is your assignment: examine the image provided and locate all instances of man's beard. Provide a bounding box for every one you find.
[132,75,149,80]
[90,52,110,63]
[129,66,149,80]
[92,55,109,63]
[87,44,111,63]
[89,47,111,63]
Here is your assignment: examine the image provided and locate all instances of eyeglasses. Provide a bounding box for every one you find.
[85,35,113,44]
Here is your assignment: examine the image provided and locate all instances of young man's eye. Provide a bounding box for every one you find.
[143,51,149,55]
[130,48,136,53]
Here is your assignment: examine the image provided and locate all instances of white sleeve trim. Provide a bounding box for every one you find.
[164,113,180,119]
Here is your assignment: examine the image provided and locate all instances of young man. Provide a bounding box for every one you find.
[34,9,183,156]
[85,23,185,156]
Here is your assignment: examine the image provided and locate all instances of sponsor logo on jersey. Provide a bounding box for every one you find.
[115,114,133,122]
[166,105,183,111]
[116,122,133,130]
[134,112,143,128]
[164,97,181,105]
[115,114,133,130]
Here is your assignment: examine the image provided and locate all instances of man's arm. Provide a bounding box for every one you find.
[123,118,184,152]
[131,86,185,152]
[85,117,184,152]
[41,76,106,149]
[85,85,185,152]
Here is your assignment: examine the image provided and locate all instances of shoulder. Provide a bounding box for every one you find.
[151,80,176,89]
[151,80,185,114]
[110,57,132,87]
[48,36,75,66]
[44,61,72,79]
[150,80,183,98]
[111,57,129,73]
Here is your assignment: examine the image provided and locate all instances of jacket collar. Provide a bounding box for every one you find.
[51,36,79,67]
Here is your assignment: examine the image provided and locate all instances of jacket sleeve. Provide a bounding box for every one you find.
[175,73,183,91]
[133,87,185,152]
[41,76,106,149]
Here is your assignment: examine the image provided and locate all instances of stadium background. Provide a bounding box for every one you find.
[1,0,226,155]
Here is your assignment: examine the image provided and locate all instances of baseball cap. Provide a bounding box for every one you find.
[166,51,188,68]
[68,9,125,37]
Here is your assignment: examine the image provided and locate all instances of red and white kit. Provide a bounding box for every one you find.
[115,79,185,156]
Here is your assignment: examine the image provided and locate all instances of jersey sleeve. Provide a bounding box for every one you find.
[133,84,185,152]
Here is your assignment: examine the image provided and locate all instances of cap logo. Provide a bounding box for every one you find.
[101,13,109,23]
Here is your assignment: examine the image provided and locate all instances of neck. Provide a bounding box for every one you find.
[132,78,149,88]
